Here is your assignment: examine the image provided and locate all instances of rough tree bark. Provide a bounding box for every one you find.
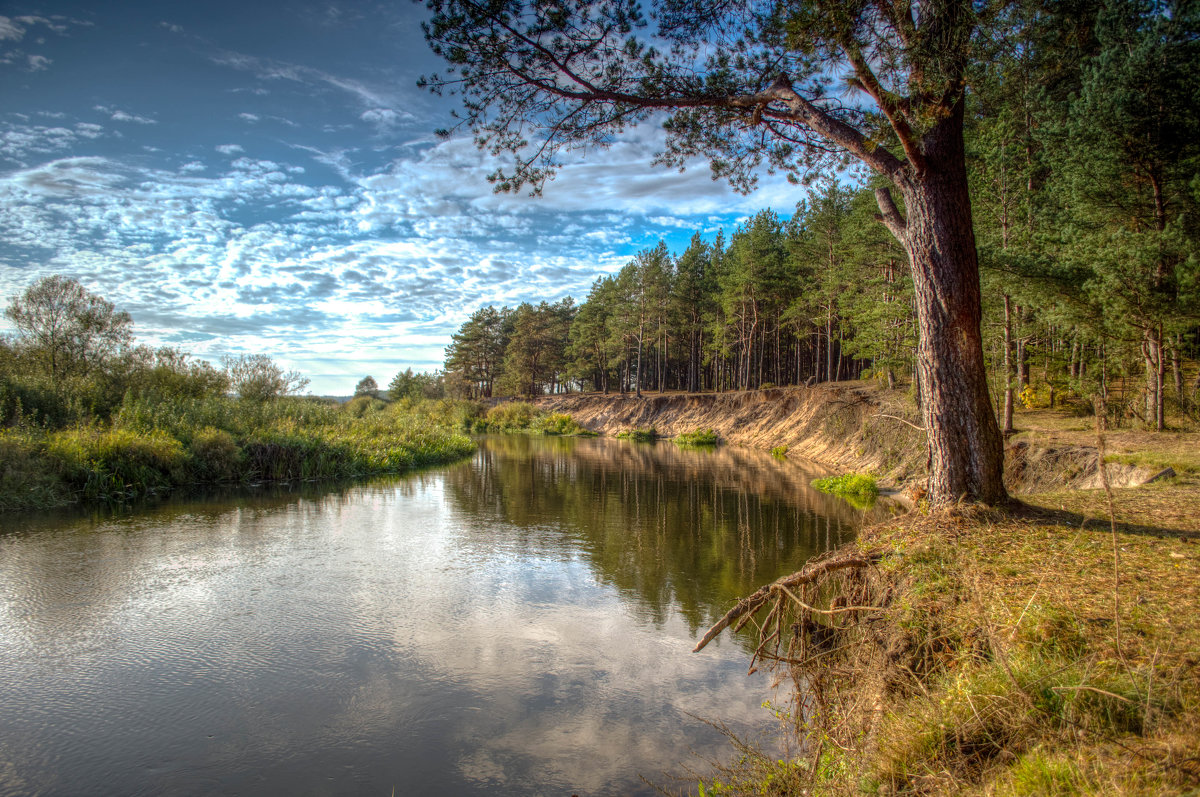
[873,101,1007,504]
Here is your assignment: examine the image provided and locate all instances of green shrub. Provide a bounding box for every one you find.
[0,430,69,509]
[673,428,718,446]
[188,427,241,482]
[481,401,539,432]
[615,428,658,442]
[812,472,878,508]
[345,395,387,417]
[47,427,187,500]
[771,445,789,458]
[536,412,587,436]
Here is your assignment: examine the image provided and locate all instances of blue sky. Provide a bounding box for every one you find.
[0,2,802,394]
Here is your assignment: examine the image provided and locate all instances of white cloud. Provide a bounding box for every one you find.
[238,112,259,122]
[26,54,49,71]
[211,50,402,116]
[216,144,244,155]
[0,15,42,42]
[110,109,156,124]
[359,108,410,131]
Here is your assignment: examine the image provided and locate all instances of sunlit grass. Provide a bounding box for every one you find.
[0,395,475,509]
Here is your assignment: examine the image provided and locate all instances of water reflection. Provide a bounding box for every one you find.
[446,436,883,636]
[0,437,887,796]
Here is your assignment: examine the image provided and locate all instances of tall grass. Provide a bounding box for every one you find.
[1,395,475,510]
[472,401,593,435]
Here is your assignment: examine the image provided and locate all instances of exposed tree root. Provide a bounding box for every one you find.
[693,549,883,656]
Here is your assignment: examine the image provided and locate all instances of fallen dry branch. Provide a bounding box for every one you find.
[692,550,882,653]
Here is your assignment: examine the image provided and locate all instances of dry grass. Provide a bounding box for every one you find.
[694,482,1200,796]
[1011,407,1200,475]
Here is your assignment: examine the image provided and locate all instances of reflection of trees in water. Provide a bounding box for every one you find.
[444,436,883,635]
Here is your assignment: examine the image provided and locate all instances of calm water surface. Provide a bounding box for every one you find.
[0,436,888,796]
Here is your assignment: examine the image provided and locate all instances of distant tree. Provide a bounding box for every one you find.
[388,368,446,400]
[444,306,511,398]
[122,346,231,401]
[222,354,309,402]
[355,375,380,398]
[499,300,574,396]
[4,276,133,389]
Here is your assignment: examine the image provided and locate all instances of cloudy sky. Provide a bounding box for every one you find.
[0,2,802,394]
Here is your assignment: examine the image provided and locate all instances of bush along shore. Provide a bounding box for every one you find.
[470,400,596,436]
[0,395,476,511]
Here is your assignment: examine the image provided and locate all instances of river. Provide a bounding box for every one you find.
[0,435,888,796]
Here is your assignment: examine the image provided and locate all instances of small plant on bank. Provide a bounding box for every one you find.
[615,427,658,442]
[478,401,539,432]
[771,445,788,458]
[812,472,878,509]
[535,412,587,436]
[673,428,718,446]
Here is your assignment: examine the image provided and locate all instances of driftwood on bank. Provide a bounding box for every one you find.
[692,550,883,653]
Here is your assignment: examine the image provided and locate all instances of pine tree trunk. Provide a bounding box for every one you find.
[884,103,1007,506]
[1173,333,1185,412]
[1002,294,1015,434]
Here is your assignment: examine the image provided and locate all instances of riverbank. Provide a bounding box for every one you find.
[578,385,1200,793]
[692,481,1200,795]
[536,385,1198,494]
[0,396,475,511]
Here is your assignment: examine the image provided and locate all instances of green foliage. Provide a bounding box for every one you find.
[615,428,658,443]
[0,395,475,510]
[673,428,718,446]
[771,445,788,458]
[535,412,586,436]
[811,472,878,508]
[471,402,591,436]
[0,429,70,509]
[188,427,241,482]
[222,354,309,402]
[46,428,187,501]
[388,368,445,401]
[480,401,538,431]
[354,375,380,398]
[345,395,387,417]
[4,275,133,389]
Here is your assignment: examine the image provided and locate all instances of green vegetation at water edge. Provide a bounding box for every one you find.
[673,428,719,446]
[470,401,593,435]
[811,472,878,509]
[615,428,658,443]
[771,445,789,458]
[0,396,476,510]
[0,276,476,511]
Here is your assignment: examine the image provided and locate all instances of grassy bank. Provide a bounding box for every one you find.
[696,479,1200,795]
[0,395,476,511]
[473,400,595,435]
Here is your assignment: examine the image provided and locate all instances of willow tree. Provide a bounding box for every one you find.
[422,0,1006,505]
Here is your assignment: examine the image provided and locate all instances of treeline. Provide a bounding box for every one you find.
[444,0,1200,430]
